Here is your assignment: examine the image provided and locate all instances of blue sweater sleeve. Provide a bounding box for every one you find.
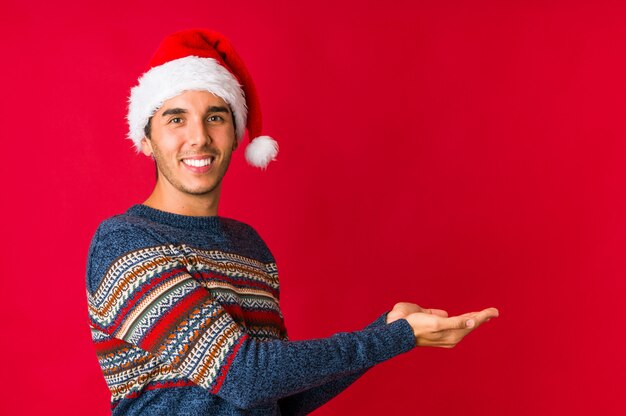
[218,316,414,409]
[86,219,415,410]
[277,313,390,415]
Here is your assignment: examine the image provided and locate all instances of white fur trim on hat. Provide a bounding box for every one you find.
[127,56,247,151]
[245,136,279,169]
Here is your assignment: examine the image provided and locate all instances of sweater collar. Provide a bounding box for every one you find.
[127,204,222,231]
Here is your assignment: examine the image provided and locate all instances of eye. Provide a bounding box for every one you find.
[207,115,224,123]
[168,117,184,124]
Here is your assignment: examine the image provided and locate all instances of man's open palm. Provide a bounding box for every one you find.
[387,302,499,348]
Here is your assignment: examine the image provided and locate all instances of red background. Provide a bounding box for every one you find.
[1,1,624,414]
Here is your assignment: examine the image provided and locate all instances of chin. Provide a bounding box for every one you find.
[179,181,220,196]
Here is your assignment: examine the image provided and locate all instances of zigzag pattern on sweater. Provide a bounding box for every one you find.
[87,244,285,406]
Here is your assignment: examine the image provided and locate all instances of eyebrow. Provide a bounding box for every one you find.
[160,106,231,117]
[161,108,187,117]
[206,106,231,114]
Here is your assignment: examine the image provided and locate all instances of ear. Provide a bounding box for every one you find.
[232,137,239,152]
[140,137,153,157]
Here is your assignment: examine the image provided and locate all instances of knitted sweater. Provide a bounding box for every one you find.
[85,204,416,415]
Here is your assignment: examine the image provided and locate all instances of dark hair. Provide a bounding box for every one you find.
[143,117,157,180]
[144,117,152,139]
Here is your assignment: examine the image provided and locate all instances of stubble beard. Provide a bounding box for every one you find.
[152,147,232,197]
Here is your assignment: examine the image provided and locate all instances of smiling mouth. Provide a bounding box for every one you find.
[182,156,215,167]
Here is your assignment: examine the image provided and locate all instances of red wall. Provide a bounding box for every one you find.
[1,1,624,414]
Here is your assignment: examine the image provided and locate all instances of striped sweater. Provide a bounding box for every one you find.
[86,204,415,415]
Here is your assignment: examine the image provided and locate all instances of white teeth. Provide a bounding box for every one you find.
[183,157,213,167]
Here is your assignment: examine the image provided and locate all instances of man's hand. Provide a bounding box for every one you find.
[386,302,499,348]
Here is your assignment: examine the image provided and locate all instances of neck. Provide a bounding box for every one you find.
[142,180,222,217]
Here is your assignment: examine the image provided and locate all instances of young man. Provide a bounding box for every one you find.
[86,29,499,415]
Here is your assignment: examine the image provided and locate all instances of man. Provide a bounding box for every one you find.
[86,29,499,415]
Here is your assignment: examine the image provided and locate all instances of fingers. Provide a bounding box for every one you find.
[396,304,499,336]
[436,315,475,331]
[436,307,499,332]
[473,307,499,324]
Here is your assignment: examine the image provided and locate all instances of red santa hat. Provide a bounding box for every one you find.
[127,29,278,169]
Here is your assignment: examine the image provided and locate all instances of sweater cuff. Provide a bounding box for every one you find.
[363,312,415,359]
[365,311,390,329]
[376,317,416,360]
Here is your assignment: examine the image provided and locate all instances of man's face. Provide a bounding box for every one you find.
[141,90,238,199]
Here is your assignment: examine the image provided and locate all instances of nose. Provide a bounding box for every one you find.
[188,117,211,147]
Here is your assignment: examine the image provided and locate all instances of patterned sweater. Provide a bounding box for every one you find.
[86,204,415,415]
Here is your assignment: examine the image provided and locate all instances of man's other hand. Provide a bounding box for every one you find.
[386,302,499,348]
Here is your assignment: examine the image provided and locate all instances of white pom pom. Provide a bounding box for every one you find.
[245,136,279,169]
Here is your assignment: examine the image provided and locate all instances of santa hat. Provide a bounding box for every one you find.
[127,29,278,169]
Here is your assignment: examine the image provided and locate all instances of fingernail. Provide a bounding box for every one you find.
[466,319,475,328]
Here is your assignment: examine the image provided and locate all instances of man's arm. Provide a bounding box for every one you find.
[277,313,389,415]
[275,303,500,415]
